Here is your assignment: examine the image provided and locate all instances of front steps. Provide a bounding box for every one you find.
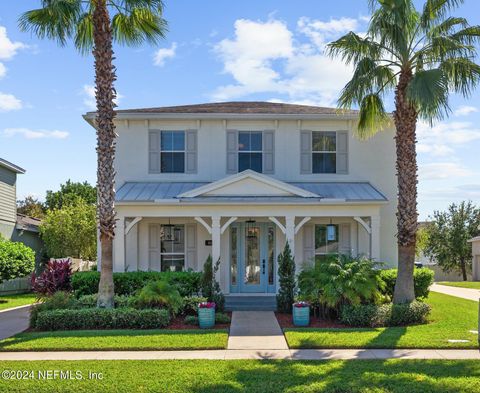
[225,295,277,311]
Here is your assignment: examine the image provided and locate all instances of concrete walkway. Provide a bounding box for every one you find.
[227,311,289,350]
[0,306,30,340]
[0,349,479,361]
[431,283,480,302]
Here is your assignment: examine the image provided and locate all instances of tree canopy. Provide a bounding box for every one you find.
[45,180,96,210]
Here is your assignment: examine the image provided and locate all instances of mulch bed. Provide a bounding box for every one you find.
[275,312,347,329]
[167,312,232,330]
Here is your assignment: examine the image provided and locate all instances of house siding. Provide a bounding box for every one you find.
[0,166,17,224]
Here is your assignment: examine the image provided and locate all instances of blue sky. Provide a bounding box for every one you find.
[0,0,479,220]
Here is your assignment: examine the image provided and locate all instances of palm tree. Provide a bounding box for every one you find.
[20,0,167,307]
[327,0,480,303]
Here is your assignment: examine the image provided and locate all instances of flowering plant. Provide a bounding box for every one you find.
[198,301,216,309]
[293,301,310,308]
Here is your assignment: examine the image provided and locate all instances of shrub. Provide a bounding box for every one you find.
[379,268,434,300]
[200,256,225,312]
[298,254,384,317]
[184,315,198,325]
[34,308,170,331]
[71,271,202,297]
[77,294,132,309]
[133,280,184,316]
[182,296,208,315]
[0,237,35,284]
[277,242,296,313]
[340,301,431,327]
[30,291,78,328]
[31,259,72,297]
[215,312,231,324]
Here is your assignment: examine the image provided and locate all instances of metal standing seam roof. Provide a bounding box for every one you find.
[116,181,387,203]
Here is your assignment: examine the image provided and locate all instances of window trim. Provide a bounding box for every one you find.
[314,223,340,259]
[160,224,186,271]
[238,131,264,173]
[160,130,186,174]
[311,131,337,174]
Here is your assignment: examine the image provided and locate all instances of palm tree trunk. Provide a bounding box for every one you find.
[393,69,418,304]
[93,0,116,308]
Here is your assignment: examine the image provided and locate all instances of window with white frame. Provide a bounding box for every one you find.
[314,224,339,262]
[161,131,185,173]
[312,132,336,173]
[238,131,263,172]
[160,224,185,271]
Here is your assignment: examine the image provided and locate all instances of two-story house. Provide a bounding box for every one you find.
[84,102,397,304]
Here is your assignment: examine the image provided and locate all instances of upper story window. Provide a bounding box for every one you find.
[238,131,263,172]
[312,132,336,174]
[149,130,197,174]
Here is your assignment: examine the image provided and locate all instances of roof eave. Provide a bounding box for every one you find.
[0,159,26,174]
[116,199,388,206]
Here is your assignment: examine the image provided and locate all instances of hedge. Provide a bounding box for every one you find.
[340,301,431,327]
[71,271,202,297]
[34,308,170,331]
[379,268,434,300]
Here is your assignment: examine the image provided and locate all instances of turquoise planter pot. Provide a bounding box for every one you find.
[293,306,310,326]
[198,308,215,328]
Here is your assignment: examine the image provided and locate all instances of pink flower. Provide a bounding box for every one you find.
[294,301,310,308]
[198,302,216,309]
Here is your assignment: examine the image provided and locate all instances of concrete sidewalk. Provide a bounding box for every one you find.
[0,349,479,361]
[431,283,480,302]
[0,306,30,340]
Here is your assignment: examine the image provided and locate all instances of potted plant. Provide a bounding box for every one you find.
[293,301,310,326]
[198,301,216,328]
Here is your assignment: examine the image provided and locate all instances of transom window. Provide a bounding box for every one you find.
[312,132,336,174]
[160,224,185,271]
[315,224,339,263]
[238,131,263,172]
[161,131,185,173]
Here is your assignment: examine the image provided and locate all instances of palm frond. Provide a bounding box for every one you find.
[449,26,480,46]
[326,32,382,65]
[428,16,468,37]
[74,12,94,53]
[440,57,480,96]
[357,93,391,139]
[421,0,464,28]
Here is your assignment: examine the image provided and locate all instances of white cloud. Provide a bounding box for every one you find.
[0,63,5,79]
[4,128,69,140]
[0,92,22,111]
[212,17,359,105]
[153,43,177,67]
[0,26,25,60]
[454,105,478,116]
[82,84,123,110]
[419,162,472,180]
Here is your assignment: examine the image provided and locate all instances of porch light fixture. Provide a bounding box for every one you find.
[245,219,257,239]
[326,219,336,241]
[161,219,178,242]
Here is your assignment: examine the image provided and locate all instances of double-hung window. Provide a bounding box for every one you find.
[314,224,339,263]
[238,131,263,172]
[312,132,336,174]
[160,224,185,272]
[160,131,185,173]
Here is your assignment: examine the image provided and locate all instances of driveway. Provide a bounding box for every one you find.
[430,283,480,302]
[0,306,30,340]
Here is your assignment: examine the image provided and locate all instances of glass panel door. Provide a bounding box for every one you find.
[244,226,261,286]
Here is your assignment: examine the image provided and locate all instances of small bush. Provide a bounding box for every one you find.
[77,294,132,309]
[379,268,434,300]
[340,301,431,327]
[0,238,35,284]
[31,259,72,297]
[71,271,202,297]
[200,256,225,312]
[30,291,78,328]
[184,315,198,325]
[182,296,208,315]
[277,242,296,313]
[133,280,184,316]
[215,312,231,324]
[34,308,170,331]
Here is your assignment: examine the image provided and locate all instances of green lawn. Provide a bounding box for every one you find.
[0,360,479,392]
[438,281,480,289]
[0,329,228,351]
[285,292,479,349]
[0,293,36,311]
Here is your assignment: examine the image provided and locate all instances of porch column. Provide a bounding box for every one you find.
[285,215,296,256]
[370,215,381,261]
[211,216,221,280]
[113,216,125,272]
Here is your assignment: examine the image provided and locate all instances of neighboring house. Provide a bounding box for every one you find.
[0,158,43,265]
[84,102,397,305]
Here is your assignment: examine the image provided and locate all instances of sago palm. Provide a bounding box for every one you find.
[19,0,167,307]
[327,0,480,303]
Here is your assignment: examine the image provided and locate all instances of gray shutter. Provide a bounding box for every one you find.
[186,223,197,270]
[339,223,351,255]
[226,129,238,174]
[148,131,161,173]
[148,224,161,271]
[263,130,275,174]
[336,131,348,174]
[303,224,315,263]
[185,129,198,174]
[300,130,312,174]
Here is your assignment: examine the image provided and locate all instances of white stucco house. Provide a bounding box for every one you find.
[84,102,397,307]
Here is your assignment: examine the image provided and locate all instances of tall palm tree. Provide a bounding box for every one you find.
[20,0,167,307]
[327,0,480,303]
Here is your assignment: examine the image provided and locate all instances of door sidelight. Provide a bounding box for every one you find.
[262,259,266,274]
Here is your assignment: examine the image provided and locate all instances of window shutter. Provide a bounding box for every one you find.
[336,131,348,174]
[226,129,238,174]
[300,130,312,174]
[148,131,161,173]
[185,129,198,174]
[339,223,351,255]
[186,223,197,270]
[303,224,315,263]
[263,130,275,174]
[148,224,161,271]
